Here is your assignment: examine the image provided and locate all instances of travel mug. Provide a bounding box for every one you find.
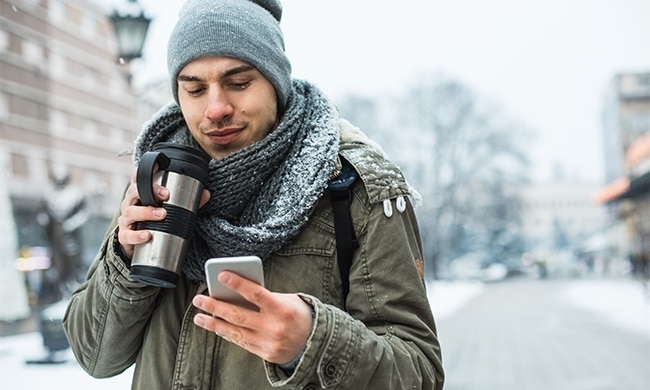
[130,142,210,288]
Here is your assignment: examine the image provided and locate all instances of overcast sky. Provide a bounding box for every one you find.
[124,0,650,184]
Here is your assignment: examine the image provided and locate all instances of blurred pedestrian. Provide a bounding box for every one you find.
[63,0,443,388]
[38,164,87,302]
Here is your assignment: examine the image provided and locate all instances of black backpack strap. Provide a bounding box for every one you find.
[328,158,359,300]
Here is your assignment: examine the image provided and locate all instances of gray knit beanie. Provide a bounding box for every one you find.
[167,0,292,109]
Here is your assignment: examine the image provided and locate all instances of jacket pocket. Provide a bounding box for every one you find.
[268,214,343,306]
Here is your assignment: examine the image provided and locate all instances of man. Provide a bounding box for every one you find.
[63,0,444,388]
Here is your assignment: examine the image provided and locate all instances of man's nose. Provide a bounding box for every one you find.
[205,89,234,120]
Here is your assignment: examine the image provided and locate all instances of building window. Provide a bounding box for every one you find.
[109,69,125,97]
[65,2,82,25]
[82,66,98,90]
[23,0,40,10]
[22,38,43,65]
[0,93,7,121]
[637,73,650,87]
[11,153,29,178]
[0,29,8,53]
[50,109,69,135]
[48,0,64,22]
[83,119,99,140]
[81,12,97,38]
[622,114,650,135]
[50,52,66,76]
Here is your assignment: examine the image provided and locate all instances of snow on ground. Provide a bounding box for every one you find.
[0,278,647,387]
[565,278,650,338]
[0,332,134,387]
[428,277,650,339]
[427,279,485,319]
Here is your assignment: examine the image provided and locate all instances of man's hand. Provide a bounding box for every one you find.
[117,168,211,257]
[193,271,313,365]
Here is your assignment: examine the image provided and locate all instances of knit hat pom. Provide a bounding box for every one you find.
[167,0,291,109]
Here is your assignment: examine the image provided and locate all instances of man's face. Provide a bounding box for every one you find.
[177,56,279,160]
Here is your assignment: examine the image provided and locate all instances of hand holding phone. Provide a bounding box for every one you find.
[204,256,264,311]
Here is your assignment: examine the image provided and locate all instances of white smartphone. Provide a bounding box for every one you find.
[204,256,264,311]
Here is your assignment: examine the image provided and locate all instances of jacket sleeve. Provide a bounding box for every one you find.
[62,215,162,378]
[265,196,445,389]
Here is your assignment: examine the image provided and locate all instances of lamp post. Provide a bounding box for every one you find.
[110,0,151,77]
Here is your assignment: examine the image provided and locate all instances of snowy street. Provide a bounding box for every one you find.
[435,278,650,390]
[1,277,648,388]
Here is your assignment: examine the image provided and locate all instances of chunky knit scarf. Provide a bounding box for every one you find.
[134,79,339,282]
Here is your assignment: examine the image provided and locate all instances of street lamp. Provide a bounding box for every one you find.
[110,0,151,63]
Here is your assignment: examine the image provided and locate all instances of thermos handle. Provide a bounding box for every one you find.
[137,151,171,206]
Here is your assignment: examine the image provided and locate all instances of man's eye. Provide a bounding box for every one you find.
[229,80,250,90]
[185,88,204,97]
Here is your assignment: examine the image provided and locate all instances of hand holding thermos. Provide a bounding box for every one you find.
[117,142,211,288]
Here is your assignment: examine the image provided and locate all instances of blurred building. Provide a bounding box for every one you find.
[0,146,30,320]
[0,0,163,266]
[518,181,608,255]
[595,71,650,277]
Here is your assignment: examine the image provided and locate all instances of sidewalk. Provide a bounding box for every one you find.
[434,277,650,390]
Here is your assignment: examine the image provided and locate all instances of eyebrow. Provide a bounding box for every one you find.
[177,64,256,82]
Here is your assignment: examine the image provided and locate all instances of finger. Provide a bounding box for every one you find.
[121,182,168,209]
[116,202,167,255]
[122,182,141,209]
[192,292,267,347]
[192,294,226,316]
[193,293,256,325]
[199,189,211,208]
[129,165,170,204]
[193,311,259,351]
[117,222,151,244]
[193,310,228,333]
[129,182,169,206]
[192,295,261,343]
[120,203,167,227]
[217,271,270,313]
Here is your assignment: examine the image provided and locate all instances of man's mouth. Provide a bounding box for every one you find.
[204,127,242,145]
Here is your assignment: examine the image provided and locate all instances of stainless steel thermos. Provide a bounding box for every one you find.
[130,142,211,288]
